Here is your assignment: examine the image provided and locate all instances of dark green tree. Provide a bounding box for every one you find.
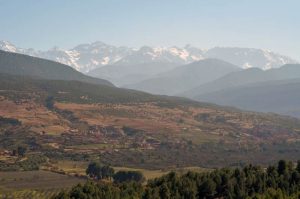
[45,96,54,110]
[159,183,170,199]
[277,160,288,175]
[17,145,27,157]
[199,178,216,198]
[296,160,300,173]
[113,170,145,183]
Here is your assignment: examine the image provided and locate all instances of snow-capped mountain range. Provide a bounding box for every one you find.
[0,40,297,73]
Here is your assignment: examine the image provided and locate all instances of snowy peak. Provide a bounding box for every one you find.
[205,47,297,70]
[115,45,204,65]
[261,49,295,70]
[0,41,297,73]
[70,42,133,71]
[37,48,82,71]
[0,41,17,52]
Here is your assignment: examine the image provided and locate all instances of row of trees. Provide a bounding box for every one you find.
[86,162,115,180]
[114,170,145,184]
[86,162,145,183]
[54,160,300,199]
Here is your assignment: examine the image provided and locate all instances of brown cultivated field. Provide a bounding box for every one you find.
[54,102,300,143]
[0,99,70,134]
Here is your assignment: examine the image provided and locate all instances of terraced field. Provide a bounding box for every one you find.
[0,170,86,198]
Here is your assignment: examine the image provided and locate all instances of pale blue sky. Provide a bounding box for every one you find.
[0,0,299,60]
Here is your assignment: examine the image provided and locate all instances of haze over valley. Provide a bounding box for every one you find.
[1,40,299,117]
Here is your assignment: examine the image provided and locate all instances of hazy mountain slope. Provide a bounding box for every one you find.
[0,50,114,87]
[87,62,178,86]
[196,78,300,117]
[125,59,240,95]
[182,64,300,98]
[0,41,297,73]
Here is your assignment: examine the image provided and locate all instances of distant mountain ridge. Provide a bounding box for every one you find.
[196,78,300,118]
[0,40,297,73]
[176,63,300,118]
